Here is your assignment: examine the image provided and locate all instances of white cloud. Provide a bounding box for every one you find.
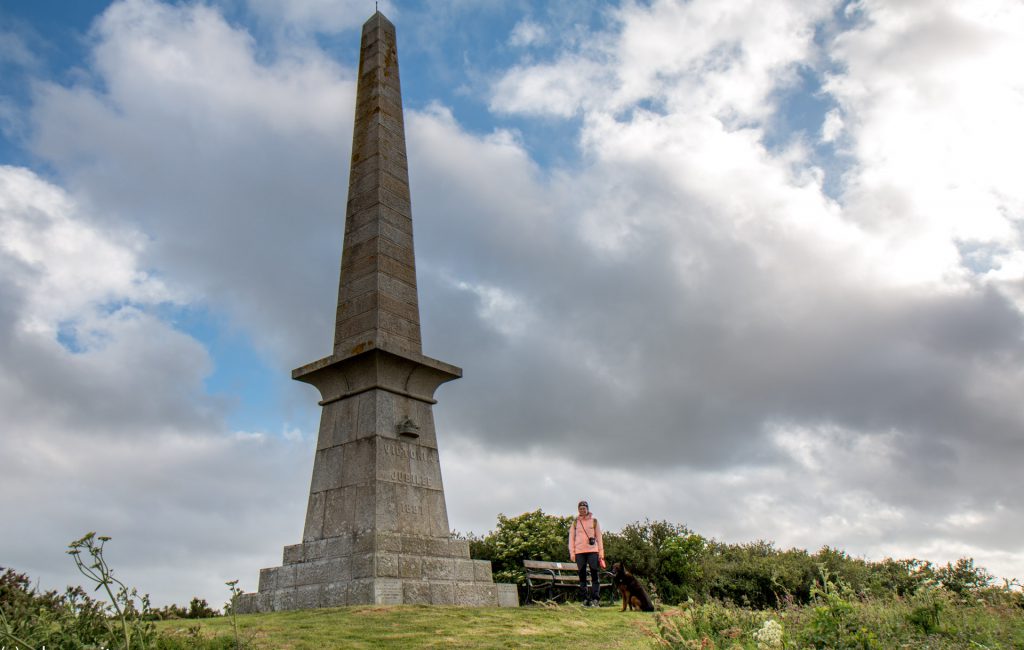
[828,0,1024,287]
[29,0,356,367]
[508,19,547,48]
[821,108,843,142]
[492,0,833,121]
[0,166,176,336]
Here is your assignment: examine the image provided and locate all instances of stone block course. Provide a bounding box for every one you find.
[258,567,278,592]
[399,555,422,579]
[302,492,325,541]
[322,582,349,607]
[404,581,431,605]
[376,552,400,577]
[275,565,296,590]
[455,583,497,607]
[325,533,354,557]
[455,559,476,581]
[295,585,321,610]
[294,560,328,586]
[272,588,296,612]
[429,581,455,605]
[422,557,455,581]
[473,560,493,582]
[449,539,471,559]
[283,544,303,565]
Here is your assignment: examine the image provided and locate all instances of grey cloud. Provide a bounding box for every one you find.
[0,274,311,607]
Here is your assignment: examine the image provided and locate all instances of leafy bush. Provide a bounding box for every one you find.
[148,598,220,621]
[602,519,701,605]
[1,566,114,649]
[1,534,244,650]
[936,557,992,598]
[469,511,1018,612]
[863,557,935,597]
[466,509,573,584]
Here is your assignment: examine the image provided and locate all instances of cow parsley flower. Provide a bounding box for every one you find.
[753,619,784,649]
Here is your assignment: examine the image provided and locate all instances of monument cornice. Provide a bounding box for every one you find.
[293,346,461,406]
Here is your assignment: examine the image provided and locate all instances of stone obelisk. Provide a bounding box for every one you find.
[235,12,517,611]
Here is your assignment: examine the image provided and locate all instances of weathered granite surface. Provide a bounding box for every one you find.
[235,11,516,611]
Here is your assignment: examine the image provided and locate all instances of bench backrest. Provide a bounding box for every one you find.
[523,560,577,572]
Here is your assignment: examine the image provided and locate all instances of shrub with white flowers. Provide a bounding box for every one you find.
[753,619,784,650]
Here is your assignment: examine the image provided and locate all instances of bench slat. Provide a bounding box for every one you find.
[523,560,577,570]
[526,573,580,582]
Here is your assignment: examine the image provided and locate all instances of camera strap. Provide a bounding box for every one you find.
[575,516,595,543]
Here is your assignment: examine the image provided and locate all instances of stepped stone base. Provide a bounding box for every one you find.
[235,532,518,612]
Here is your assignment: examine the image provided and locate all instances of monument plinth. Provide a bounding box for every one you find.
[235,12,517,611]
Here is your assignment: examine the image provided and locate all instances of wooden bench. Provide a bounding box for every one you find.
[523,560,615,605]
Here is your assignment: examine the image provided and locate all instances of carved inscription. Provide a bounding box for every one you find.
[389,470,431,487]
[382,441,435,461]
[376,580,402,605]
[389,502,424,516]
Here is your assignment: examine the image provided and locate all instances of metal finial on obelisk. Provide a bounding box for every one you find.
[233,12,518,611]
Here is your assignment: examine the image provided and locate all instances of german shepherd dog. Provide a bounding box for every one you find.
[611,562,655,611]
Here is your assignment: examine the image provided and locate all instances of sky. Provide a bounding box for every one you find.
[1,0,1022,608]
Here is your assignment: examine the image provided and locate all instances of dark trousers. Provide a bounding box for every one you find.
[576,552,600,601]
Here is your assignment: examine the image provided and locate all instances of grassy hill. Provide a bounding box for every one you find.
[157,595,1024,650]
[157,603,657,649]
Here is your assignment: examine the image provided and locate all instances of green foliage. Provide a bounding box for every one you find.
[655,601,776,649]
[67,531,158,649]
[465,510,573,585]
[705,541,820,609]
[1,565,116,649]
[1,534,243,650]
[602,519,700,604]
[653,579,1024,650]
[936,557,993,598]
[906,586,946,634]
[658,534,707,604]
[469,510,1020,614]
[802,568,879,649]
[224,580,244,650]
[863,557,935,597]
[148,598,221,621]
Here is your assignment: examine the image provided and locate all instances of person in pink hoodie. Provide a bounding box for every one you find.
[568,499,605,607]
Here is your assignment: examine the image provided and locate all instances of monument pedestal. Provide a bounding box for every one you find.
[236,532,517,611]
[236,349,518,611]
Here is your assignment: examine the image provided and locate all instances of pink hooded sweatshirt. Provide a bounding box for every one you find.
[568,514,604,559]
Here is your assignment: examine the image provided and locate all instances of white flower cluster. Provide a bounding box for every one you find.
[753,619,784,650]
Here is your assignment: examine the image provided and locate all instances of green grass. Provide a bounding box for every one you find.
[155,594,1024,650]
[156,603,659,649]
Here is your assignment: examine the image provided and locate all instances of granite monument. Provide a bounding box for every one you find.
[234,11,518,611]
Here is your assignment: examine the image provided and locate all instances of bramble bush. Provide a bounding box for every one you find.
[1,533,243,650]
[463,509,573,585]
[468,510,1022,612]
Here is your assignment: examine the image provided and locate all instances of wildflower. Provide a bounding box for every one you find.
[753,619,784,650]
